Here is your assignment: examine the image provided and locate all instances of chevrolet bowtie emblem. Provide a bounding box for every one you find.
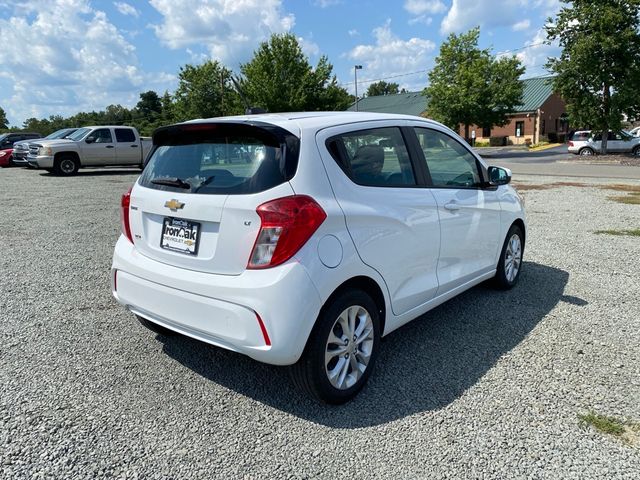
[164,199,185,211]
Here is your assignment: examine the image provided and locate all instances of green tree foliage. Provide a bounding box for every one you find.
[545,0,640,153]
[136,91,162,119]
[0,106,9,130]
[240,33,351,112]
[173,60,242,122]
[366,81,400,97]
[424,28,525,140]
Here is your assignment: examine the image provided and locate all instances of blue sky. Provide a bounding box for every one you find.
[0,0,562,126]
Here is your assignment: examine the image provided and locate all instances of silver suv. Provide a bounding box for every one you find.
[577,131,640,156]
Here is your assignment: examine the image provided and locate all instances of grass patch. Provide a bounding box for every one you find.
[607,194,640,205]
[578,411,640,445]
[512,183,551,191]
[603,184,640,193]
[579,412,626,436]
[595,229,640,236]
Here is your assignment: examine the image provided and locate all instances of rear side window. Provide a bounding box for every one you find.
[571,132,590,141]
[325,127,416,187]
[115,128,136,143]
[139,123,299,195]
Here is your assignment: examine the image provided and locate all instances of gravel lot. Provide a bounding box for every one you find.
[1,167,639,479]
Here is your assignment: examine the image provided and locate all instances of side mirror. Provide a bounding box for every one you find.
[488,166,511,186]
[85,136,95,144]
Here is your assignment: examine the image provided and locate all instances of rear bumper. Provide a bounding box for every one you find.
[111,236,323,365]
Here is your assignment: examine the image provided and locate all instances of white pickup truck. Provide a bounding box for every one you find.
[27,126,152,175]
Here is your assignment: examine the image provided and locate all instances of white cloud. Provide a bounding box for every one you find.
[512,19,530,31]
[345,20,435,93]
[408,15,433,26]
[404,0,446,15]
[313,0,340,7]
[348,29,359,37]
[440,0,562,35]
[0,0,173,125]
[298,36,320,57]
[114,1,139,18]
[149,0,295,68]
[441,0,523,34]
[513,28,560,76]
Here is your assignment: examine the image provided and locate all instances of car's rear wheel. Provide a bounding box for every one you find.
[493,224,524,289]
[290,289,380,404]
[632,146,640,157]
[579,147,594,156]
[135,315,175,336]
[54,156,79,176]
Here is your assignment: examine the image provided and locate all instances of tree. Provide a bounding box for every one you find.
[366,81,400,97]
[0,106,8,130]
[545,0,640,153]
[240,33,351,112]
[173,60,241,122]
[424,28,525,141]
[136,91,162,119]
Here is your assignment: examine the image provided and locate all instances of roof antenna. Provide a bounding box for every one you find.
[230,76,267,115]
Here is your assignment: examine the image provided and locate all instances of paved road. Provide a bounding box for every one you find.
[476,145,640,180]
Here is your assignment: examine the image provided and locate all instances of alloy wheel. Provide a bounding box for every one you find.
[324,305,375,390]
[504,233,522,282]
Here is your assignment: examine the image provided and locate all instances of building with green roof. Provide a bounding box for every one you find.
[348,75,567,145]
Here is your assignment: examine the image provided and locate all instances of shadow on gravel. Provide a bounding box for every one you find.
[159,261,575,428]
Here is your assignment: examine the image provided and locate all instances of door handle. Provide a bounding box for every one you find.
[130,144,138,148]
[105,145,114,149]
[444,202,460,211]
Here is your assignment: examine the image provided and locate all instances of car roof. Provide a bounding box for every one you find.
[183,111,446,136]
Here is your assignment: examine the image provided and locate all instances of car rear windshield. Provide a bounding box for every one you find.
[139,122,300,195]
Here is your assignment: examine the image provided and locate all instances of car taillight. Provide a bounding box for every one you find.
[121,186,134,243]
[248,195,327,269]
[569,141,574,147]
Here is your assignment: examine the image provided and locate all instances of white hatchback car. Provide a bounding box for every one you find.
[111,112,526,404]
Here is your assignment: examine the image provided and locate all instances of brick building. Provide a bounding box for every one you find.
[348,75,567,145]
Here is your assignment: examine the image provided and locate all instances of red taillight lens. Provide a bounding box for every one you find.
[120,186,134,243]
[569,141,574,147]
[248,195,327,269]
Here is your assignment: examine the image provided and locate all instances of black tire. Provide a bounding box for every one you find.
[632,146,640,157]
[290,289,381,404]
[493,224,524,290]
[136,315,175,336]
[579,147,595,156]
[53,155,79,176]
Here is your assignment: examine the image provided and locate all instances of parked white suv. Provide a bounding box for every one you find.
[111,112,526,403]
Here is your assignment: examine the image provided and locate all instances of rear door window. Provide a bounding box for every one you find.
[139,123,299,195]
[115,128,136,143]
[325,127,416,187]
